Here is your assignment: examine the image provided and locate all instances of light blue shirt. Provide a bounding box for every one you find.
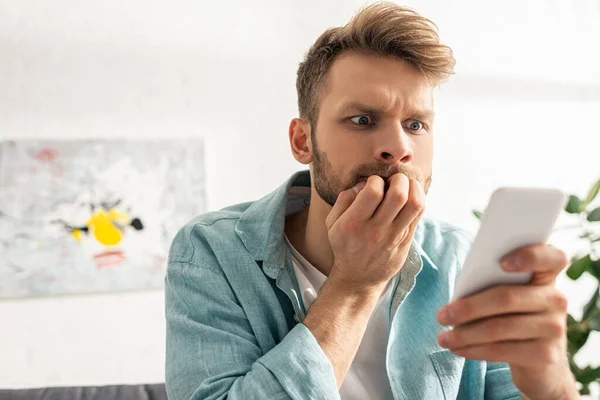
[165,170,521,399]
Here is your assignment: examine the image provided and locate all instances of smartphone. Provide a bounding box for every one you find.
[452,186,567,301]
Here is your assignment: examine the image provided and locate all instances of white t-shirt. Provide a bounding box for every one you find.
[284,234,395,400]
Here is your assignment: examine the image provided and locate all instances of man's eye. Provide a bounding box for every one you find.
[350,115,372,125]
[407,120,424,131]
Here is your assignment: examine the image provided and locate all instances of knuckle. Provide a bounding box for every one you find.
[408,195,425,212]
[547,318,566,338]
[388,185,408,204]
[552,291,569,313]
[369,227,385,245]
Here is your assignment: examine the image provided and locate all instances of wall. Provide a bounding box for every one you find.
[1,0,599,389]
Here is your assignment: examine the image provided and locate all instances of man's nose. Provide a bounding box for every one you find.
[373,126,413,165]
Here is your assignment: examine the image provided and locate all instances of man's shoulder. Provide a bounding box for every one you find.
[167,200,255,265]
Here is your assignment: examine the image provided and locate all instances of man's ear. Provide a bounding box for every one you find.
[288,118,313,165]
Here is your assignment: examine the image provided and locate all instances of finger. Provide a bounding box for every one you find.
[438,312,565,350]
[437,285,567,326]
[500,244,568,275]
[325,188,358,230]
[450,339,562,368]
[393,178,426,228]
[346,175,385,221]
[371,173,410,224]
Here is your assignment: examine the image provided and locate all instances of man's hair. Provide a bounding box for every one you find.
[296,1,456,126]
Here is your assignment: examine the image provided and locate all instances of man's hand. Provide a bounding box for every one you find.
[436,244,579,399]
[325,173,425,291]
[303,172,425,389]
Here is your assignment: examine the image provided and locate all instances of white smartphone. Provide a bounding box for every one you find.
[452,187,567,301]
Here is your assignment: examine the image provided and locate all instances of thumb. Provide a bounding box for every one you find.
[325,182,365,230]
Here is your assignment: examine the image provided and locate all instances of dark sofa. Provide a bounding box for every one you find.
[0,383,167,400]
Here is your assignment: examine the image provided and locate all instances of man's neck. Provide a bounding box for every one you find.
[285,187,334,276]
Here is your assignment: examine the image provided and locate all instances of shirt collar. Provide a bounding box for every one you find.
[234,169,432,280]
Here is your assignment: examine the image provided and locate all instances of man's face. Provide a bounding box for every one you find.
[310,51,434,207]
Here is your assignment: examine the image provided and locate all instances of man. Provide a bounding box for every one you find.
[165,2,578,399]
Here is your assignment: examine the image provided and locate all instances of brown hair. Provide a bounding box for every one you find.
[296,1,456,126]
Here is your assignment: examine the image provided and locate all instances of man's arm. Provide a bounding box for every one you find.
[306,173,425,388]
[302,277,385,389]
[165,260,340,400]
[437,244,580,399]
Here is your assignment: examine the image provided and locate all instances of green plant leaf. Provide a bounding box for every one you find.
[579,384,590,395]
[567,313,590,354]
[581,177,600,209]
[577,365,600,385]
[567,255,592,280]
[565,195,583,214]
[589,259,600,281]
[568,330,590,355]
[588,311,600,331]
[582,288,600,320]
[587,206,600,222]
[472,210,483,220]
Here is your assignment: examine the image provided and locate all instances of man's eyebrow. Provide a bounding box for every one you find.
[406,108,436,122]
[338,101,435,121]
[338,101,385,116]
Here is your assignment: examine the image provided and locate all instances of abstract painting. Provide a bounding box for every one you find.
[0,139,206,298]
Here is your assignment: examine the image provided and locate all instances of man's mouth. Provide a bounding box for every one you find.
[357,175,392,191]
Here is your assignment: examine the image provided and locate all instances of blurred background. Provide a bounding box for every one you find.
[0,0,599,396]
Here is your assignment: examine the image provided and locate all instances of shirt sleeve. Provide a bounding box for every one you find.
[484,362,521,400]
[165,260,340,400]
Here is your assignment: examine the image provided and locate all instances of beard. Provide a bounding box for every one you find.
[311,134,431,207]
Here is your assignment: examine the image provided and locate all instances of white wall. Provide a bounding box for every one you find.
[1,0,599,390]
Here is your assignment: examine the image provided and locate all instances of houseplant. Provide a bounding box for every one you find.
[473,178,600,395]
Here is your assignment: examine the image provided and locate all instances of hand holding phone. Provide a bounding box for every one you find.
[452,187,567,301]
